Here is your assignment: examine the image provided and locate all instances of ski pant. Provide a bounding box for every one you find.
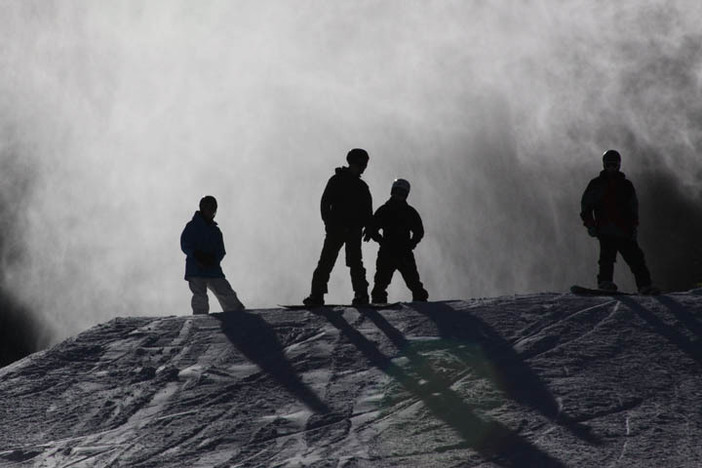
[310,226,368,298]
[597,235,652,288]
[187,277,245,315]
[371,247,428,302]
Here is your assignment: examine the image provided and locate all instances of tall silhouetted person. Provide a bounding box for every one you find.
[580,150,658,294]
[365,178,428,303]
[304,148,372,306]
[181,196,245,314]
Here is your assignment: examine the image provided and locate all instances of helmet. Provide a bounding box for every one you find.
[346,148,369,166]
[391,178,411,196]
[602,149,621,165]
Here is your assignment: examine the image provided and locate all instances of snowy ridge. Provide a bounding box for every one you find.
[1,293,702,467]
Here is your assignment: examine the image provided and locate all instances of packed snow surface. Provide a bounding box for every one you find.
[1,292,702,467]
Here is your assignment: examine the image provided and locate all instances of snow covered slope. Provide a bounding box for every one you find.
[1,292,701,467]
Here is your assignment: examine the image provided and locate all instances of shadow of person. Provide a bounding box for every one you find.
[617,296,702,365]
[409,301,600,445]
[654,295,702,338]
[214,311,330,415]
[324,308,566,467]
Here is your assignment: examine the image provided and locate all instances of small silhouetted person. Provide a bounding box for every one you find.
[303,149,372,306]
[365,178,428,303]
[580,150,658,294]
[181,196,245,314]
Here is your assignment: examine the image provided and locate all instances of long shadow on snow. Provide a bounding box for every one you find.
[215,311,330,414]
[409,301,600,444]
[654,295,702,339]
[617,296,702,365]
[323,308,566,468]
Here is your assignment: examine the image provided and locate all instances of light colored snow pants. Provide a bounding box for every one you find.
[187,277,245,314]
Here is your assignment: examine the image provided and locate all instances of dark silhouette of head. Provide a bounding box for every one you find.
[391,178,411,200]
[346,148,369,175]
[602,149,622,174]
[199,195,218,222]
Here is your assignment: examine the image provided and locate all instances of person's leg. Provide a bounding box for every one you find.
[188,278,209,315]
[208,277,245,312]
[618,238,653,289]
[345,228,369,302]
[371,248,394,303]
[597,236,618,287]
[308,229,345,301]
[398,251,428,301]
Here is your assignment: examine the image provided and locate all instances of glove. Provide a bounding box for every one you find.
[587,226,598,238]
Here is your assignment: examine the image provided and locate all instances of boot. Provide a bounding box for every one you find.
[303,294,324,306]
[352,294,369,306]
[598,281,618,291]
[371,295,388,304]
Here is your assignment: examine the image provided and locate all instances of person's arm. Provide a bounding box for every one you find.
[180,223,195,257]
[362,184,373,229]
[580,180,599,237]
[215,229,226,263]
[320,177,336,225]
[409,209,424,248]
[580,181,597,227]
[365,208,383,243]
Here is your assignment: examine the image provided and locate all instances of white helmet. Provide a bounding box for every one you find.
[391,178,411,196]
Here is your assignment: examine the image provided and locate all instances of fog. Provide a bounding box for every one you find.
[1,1,702,347]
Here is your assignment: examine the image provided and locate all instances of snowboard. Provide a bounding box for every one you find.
[279,302,401,310]
[570,285,633,296]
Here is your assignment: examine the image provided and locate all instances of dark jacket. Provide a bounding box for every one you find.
[180,212,226,279]
[367,197,424,251]
[580,170,638,238]
[321,167,373,229]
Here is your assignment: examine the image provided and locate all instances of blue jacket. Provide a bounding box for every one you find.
[180,212,226,279]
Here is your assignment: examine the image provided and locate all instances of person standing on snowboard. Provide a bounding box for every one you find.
[365,178,428,303]
[303,148,373,306]
[181,195,245,314]
[580,150,658,294]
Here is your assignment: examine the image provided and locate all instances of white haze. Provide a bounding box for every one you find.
[1,1,702,345]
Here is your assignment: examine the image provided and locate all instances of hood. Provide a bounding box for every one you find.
[193,211,218,226]
[335,166,358,178]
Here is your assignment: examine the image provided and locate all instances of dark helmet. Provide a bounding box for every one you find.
[346,148,369,166]
[391,178,411,197]
[602,149,622,165]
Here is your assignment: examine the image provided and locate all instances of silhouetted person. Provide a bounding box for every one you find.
[365,178,428,303]
[580,150,658,294]
[303,148,372,306]
[181,196,245,314]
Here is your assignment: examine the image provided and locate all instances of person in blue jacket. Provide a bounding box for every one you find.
[181,196,245,314]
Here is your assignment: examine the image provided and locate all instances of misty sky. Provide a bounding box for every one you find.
[2,1,702,346]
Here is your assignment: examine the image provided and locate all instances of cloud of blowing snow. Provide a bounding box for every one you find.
[1,1,702,345]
